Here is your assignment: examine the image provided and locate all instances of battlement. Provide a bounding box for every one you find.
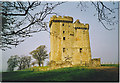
[49,15,73,27]
[49,15,89,29]
[74,19,89,29]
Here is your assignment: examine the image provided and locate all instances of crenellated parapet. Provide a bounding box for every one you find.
[49,15,73,27]
[49,16,89,30]
[74,19,89,30]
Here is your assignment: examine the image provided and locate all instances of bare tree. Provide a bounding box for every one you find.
[1,1,118,50]
[77,1,118,30]
[1,1,64,50]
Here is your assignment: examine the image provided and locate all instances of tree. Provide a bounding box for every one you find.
[25,56,31,68]
[30,45,48,66]
[46,61,49,66]
[77,1,118,30]
[1,1,64,50]
[7,55,19,71]
[7,55,31,71]
[18,56,31,70]
[1,1,118,50]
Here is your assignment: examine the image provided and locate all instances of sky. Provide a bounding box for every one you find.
[1,1,119,72]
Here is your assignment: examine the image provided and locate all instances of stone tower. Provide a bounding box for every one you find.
[49,15,100,67]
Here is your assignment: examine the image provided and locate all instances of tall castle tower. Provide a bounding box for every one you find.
[49,15,100,66]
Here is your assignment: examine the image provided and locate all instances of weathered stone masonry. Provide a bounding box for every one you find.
[49,15,100,67]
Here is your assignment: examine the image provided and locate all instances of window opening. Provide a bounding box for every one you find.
[63,48,65,52]
[80,48,82,53]
[63,37,65,40]
[70,34,74,36]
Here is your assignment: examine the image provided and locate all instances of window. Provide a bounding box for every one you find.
[80,48,82,53]
[70,34,74,36]
[62,24,64,26]
[63,48,65,52]
[80,48,82,50]
[63,37,65,40]
[63,31,65,33]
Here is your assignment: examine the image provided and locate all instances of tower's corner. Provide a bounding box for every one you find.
[74,19,80,24]
[49,15,58,28]
[85,24,89,30]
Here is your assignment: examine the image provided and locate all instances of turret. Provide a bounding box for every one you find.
[74,19,89,30]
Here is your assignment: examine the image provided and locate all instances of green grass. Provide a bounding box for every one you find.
[19,66,49,71]
[101,64,119,67]
[2,65,119,82]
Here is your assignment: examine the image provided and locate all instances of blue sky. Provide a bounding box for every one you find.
[1,1,119,71]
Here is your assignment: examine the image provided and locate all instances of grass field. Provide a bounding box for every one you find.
[2,64,119,82]
[101,64,119,67]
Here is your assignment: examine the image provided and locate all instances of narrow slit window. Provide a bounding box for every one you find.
[63,37,65,40]
[63,48,65,52]
[63,31,65,33]
[62,24,64,26]
[80,48,82,53]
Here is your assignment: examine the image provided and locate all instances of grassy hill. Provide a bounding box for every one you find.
[2,64,119,82]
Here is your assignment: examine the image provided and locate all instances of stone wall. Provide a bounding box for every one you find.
[91,58,101,67]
